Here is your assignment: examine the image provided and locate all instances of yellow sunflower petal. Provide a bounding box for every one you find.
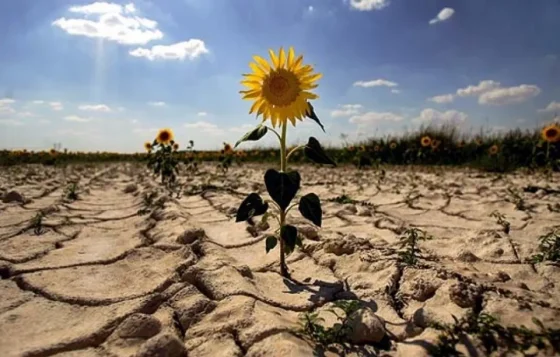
[252,56,271,72]
[301,72,323,83]
[240,90,261,100]
[269,49,280,69]
[287,47,295,68]
[249,62,265,76]
[278,47,286,69]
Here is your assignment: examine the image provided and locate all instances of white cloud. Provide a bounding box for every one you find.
[229,124,254,134]
[538,101,560,113]
[64,115,91,122]
[197,111,208,116]
[0,98,15,106]
[478,85,541,105]
[69,2,122,14]
[349,111,403,125]
[17,111,35,117]
[0,119,24,126]
[148,101,166,107]
[429,7,455,25]
[353,79,398,88]
[348,0,390,11]
[391,89,401,94]
[413,108,468,124]
[130,39,209,61]
[331,104,363,118]
[78,104,112,112]
[456,80,501,97]
[53,2,163,45]
[49,102,64,111]
[428,94,454,104]
[184,121,224,135]
[308,5,314,12]
[32,100,45,104]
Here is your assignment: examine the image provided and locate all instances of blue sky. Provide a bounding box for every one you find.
[0,0,559,152]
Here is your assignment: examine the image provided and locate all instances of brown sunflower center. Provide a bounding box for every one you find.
[159,132,170,142]
[262,69,300,107]
[545,128,558,138]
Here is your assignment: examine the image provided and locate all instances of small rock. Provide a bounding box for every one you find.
[347,308,386,344]
[123,183,138,193]
[341,203,358,214]
[116,313,162,339]
[410,278,439,302]
[299,226,319,241]
[2,191,26,204]
[226,207,237,215]
[176,228,205,244]
[135,333,187,357]
[0,261,12,279]
[356,205,371,217]
[449,282,480,308]
[494,271,511,282]
[516,282,530,290]
[456,250,480,262]
[491,248,504,257]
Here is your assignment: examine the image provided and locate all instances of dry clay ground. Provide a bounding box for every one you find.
[0,163,559,357]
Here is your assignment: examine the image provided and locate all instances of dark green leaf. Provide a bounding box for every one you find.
[298,193,322,227]
[305,102,325,132]
[304,137,336,166]
[235,193,269,222]
[265,236,278,253]
[281,225,298,255]
[264,169,301,211]
[235,125,268,148]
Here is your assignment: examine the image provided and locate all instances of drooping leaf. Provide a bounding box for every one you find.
[305,102,325,132]
[304,137,336,166]
[281,225,298,255]
[235,193,269,222]
[235,125,268,148]
[265,236,278,253]
[298,193,322,227]
[264,169,301,211]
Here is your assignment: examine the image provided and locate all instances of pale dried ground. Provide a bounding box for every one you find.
[0,162,559,357]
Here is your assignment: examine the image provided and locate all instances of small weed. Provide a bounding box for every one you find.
[296,300,361,349]
[29,212,45,235]
[397,227,432,266]
[430,312,559,356]
[137,191,164,215]
[489,210,510,234]
[506,187,527,211]
[530,228,560,263]
[64,182,79,201]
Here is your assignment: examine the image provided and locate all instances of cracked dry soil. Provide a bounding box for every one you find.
[0,163,559,357]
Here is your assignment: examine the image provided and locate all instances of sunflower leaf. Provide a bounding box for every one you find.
[281,225,298,255]
[304,137,336,167]
[236,193,269,222]
[265,236,278,253]
[298,193,322,227]
[264,169,301,211]
[235,125,268,148]
[305,102,325,132]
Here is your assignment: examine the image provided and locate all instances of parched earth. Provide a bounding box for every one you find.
[0,163,559,357]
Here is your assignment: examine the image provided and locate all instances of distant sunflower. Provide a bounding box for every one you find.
[431,139,441,150]
[49,148,57,155]
[541,123,560,143]
[144,142,152,152]
[457,140,465,148]
[348,145,355,152]
[240,47,322,127]
[224,143,233,154]
[359,145,366,152]
[156,128,174,145]
[389,142,397,150]
[374,145,380,152]
[488,144,499,155]
[420,136,432,147]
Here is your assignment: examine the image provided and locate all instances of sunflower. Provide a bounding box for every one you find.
[348,145,355,152]
[389,142,397,150]
[359,145,366,152]
[224,143,233,154]
[156,128,174,145]
[240,47,322,127]
[172,143,179,151]
[49,148,57,155]
[144,142,152,152]
[488,144,499,155]
[457,140,465,148]
[420,136,432,147]
[374,145,380,152]
[541,123,560,143]
[431,139,441,150]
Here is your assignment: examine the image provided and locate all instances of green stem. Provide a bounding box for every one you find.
[265,125,283,145]
[285,144,305,164]
[279,120,288,277]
